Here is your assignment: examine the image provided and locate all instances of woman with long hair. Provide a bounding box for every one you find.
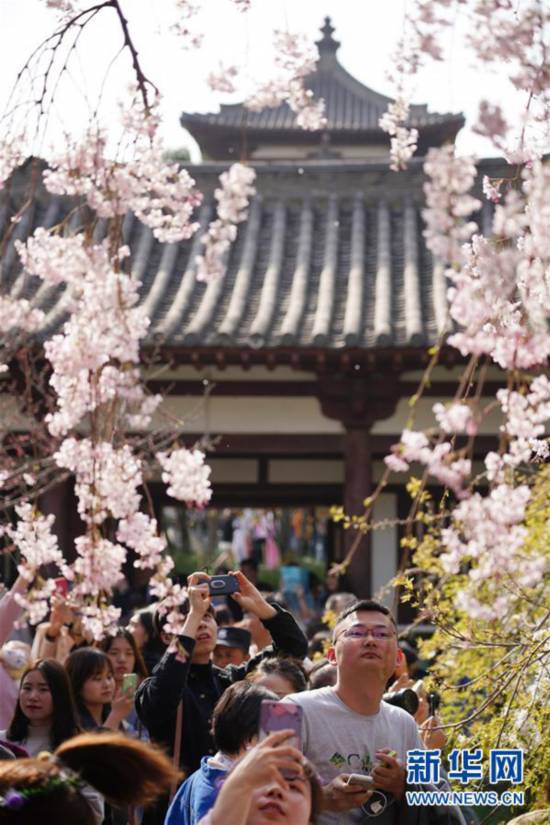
[65,647,133,731]
[99,630,148,736]
[0,659,80,756]
[100,630,148,687]
[0,731,180,825]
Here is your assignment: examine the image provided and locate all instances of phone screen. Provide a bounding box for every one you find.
[54,577,70,599]
[122,672,138,695]
[258,700,303,750]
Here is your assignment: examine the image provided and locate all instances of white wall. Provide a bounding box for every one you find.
[371,493,399,609]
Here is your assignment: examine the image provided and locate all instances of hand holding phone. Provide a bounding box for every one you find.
[346,774,375,789]
[259,700,303,751]
[121,672,138,696]
[208,574,240,596]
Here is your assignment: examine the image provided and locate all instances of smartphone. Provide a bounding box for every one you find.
[121,672,138,696]
[428,692,440,716]
[259,700,303,751]
[208,575,240,596]
[346,774,375,789]
[53,577,70,599]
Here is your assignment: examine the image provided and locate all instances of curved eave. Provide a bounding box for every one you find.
[180,112,465,161]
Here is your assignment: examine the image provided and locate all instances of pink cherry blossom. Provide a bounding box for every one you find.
[7,504,70,625]
[0,136,25,190]
[156,447,212,507]
[43,94,202,244]
[482,176,502,203]
[433,402,477,435]
[21,238,152,436]
[422,146,480,265]
[7,504,67,581]
[54,438,142,524]
[196,163,256,281]
[207,65,239,94]
[72,535,127,597]
[246,30,326,132]
[171,1,203,48]
[0,296,45,334]
[117,512,170,571]
[379,98,418,171]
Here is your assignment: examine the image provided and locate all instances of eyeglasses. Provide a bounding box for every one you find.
[337,627,395,641]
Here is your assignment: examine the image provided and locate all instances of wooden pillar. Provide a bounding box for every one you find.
[344,427,371,597]
[316,372,402,601]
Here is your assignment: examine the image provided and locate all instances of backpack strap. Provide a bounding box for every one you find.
[169,700,184,801]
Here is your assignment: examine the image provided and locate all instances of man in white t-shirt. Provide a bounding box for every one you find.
[284,599,425,825]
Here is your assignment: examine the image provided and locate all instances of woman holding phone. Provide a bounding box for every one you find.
[65,648,134,732]
[100,630,148,737]
[198,731,322,825]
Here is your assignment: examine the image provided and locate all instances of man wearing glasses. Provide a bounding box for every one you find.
[284,599,424,824]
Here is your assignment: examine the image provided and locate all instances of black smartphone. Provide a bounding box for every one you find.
[207,574,240,596]
[428,692,440,716]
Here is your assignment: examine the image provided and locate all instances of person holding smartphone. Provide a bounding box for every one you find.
[283,599,427,825]
[135,570,307,825]
[100,629,149,739]
[197,730,322,825]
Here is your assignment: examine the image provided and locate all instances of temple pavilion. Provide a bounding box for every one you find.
[1,19,508,616]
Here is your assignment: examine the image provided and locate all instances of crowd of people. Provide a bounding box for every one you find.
[0,561,485,825]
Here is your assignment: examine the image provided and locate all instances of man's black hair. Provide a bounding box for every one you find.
[333,599,397,636]
[211,681,277,755]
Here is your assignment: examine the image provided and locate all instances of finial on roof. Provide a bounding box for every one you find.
[316,16,340,56]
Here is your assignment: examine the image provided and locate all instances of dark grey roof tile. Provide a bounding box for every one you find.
[1,159,505,352]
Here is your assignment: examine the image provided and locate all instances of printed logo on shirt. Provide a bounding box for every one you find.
[329,751,372,772]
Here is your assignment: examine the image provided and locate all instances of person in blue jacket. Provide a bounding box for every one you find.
[165,680,277,825]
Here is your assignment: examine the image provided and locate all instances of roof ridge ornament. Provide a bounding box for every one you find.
[316,16,340,57]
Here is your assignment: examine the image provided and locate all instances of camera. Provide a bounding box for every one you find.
[382,688,419,716]
[207,575,240,596]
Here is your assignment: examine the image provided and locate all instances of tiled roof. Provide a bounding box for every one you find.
[1,159,501,351]
[181,18,463,138]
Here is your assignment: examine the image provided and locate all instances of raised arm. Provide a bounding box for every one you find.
[135,585,211,738]
[0,575,27,647]
[231,571,308,660]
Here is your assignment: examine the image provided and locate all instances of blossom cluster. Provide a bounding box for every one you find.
[422,146,480,265]
[0,136,25,190]
[6,504,70,625]
[495,376,550,468]
[156,446,212,507]
[207,65,239,94]
[43,96,202,244]
[171,1,203,49]
[384,429,471,498]
[54,438,143,524]
[195,163,256,281]
[378,98,418,171]
[439,483,548,620]
[246,30,327,132]
[17,234,151,435]
[117,512,170,571]
[432,401,477,435]
[446,161,550,370]
[0,295,44,335]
